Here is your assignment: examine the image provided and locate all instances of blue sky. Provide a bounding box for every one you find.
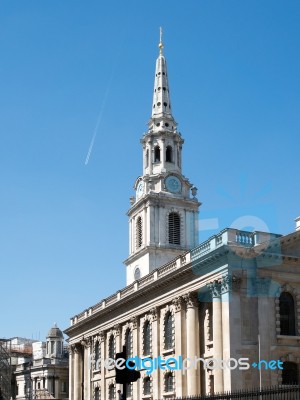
[1,0,299,340]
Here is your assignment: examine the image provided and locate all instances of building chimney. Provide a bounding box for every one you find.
[295,216,300,231]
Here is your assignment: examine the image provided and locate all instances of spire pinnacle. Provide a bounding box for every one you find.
[159,27,164,54]
[149,28,177,132]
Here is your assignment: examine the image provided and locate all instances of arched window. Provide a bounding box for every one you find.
[280,292,296,335]
[168,212,180,245]
[57,341,62,355]
[144,377,151,395]
[125,329,133,358]
[94,341,100,365]
[108,384,115,400]
[164,372,174,392]
[154,145,161,162]
[164,312,173,350]
[108,335,115,359]
[166,146,173,162]
[136,217,142,249]
[143,321,151,355]
[282,362,298,384]
[95,387,100,400]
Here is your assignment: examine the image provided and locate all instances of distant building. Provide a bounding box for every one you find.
[1,325,69,400]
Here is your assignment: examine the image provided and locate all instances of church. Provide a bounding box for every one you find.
[65,32,300,399]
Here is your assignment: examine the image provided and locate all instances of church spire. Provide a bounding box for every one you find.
[150,28,177,132]
[125,31,200,286]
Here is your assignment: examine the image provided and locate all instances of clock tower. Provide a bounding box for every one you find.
[124,30,201,285]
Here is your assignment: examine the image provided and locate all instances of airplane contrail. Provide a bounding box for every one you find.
[84,71,114,166]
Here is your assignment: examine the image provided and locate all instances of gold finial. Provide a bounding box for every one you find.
[159,27,164,54]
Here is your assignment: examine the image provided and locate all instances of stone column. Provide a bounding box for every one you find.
[220,276,231,391]
[256,278,272,387]
[208,280,224,393]
[99,332,105,400]
[184,292,200,396]
[172,296,185,397]
[54,377,60,399]
[150,307,160,400]
[74,343,83,400]
[82,337,92,400]
[131,317,139,400]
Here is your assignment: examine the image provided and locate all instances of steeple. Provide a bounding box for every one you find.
[124,30,200,286]
[149,27,177,134]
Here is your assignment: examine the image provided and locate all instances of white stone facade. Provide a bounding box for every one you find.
[66,228,300,397]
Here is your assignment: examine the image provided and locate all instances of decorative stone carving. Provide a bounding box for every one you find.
[130,316,138,329]
[150,307,158,321]
[172,296,184,312]
[73,342,82,353]
[81,336,92,348]
[68,344,76,354]
[221,275,231,294]
[183,292,198,309]
[207,280,222,298]
[114,324,121,336]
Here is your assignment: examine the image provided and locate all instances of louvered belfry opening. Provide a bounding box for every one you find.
[136,216,142,249]
[168,212,180,245]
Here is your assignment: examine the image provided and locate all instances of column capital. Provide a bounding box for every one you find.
[130,316,138,329]
[114,324,121,336]
[221,275,231,294]
[172,296,185,312]
[72,342,82,354]
[183,292,198,308]
[81,336,92,349]
[94,330,105,343]
[207,280,222,298]
[68,345,75,355]
[149,307,158,321]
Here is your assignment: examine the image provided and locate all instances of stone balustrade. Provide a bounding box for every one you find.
[70,228,281,326]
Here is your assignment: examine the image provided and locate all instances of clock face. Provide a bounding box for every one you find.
[136,181,144,198]
[165,175,182,193]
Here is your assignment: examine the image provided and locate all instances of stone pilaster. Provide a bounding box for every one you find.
[114,324,121,353]
[149,307,160,400]
[183,292,199,396]
[81,337,92,400]
[172,296,185,397]
[220,276,231,391]
[68,345,74,400]
[130,317,139,400]
[207,280,223,393]
[73,342,83,400]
